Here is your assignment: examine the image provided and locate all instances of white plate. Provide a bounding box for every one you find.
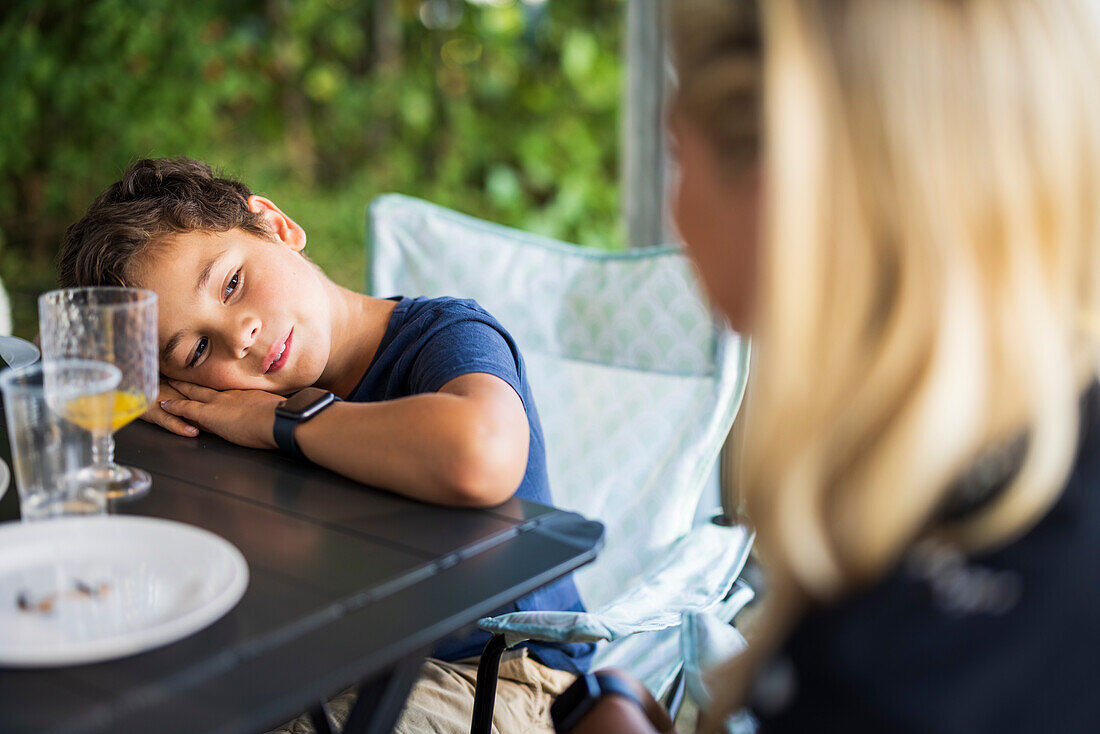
[0,516,248,667]
[0,458,8,504]
[0,335,40,371]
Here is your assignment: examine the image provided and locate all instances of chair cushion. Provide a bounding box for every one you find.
[368,195,750,609]
[480,522,753,643]
[681,609,749,708]
[368,195,754,700]
[369,196,721,374]
[681,608,759,733]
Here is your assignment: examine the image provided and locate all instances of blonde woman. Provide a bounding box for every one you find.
[550,0,1100,732]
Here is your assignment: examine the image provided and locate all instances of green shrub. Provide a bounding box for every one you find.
[1,0,623,311]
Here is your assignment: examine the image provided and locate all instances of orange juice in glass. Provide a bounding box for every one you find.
[39,288,158,501]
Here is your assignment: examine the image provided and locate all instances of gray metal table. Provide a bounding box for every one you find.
[0,418,603,734]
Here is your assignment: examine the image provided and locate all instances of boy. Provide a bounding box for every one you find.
[59,157,593,733]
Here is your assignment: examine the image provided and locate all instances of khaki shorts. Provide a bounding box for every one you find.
[270,647,576,734]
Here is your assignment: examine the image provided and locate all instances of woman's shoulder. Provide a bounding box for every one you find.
[755,420,1100,732]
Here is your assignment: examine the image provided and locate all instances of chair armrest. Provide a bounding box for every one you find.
[479,522,754,647]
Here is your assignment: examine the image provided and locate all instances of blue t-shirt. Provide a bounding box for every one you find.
[347,296,594,674]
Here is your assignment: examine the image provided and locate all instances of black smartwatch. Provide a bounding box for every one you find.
[273,387,338,460]
[551,672,648,733]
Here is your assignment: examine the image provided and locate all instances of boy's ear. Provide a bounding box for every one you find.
[247,195,306,252]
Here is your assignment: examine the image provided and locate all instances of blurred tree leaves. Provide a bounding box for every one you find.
[0,0,625,300]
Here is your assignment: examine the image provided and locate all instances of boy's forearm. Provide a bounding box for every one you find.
[292,393,528,507]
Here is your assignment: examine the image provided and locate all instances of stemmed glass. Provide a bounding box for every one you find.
[38,287,158,501]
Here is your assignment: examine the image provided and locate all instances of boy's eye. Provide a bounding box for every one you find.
[223,269,241,302]
[188,336,209,368]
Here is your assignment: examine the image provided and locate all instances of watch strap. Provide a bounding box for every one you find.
[273,406,307,460]
[273,389,337,460]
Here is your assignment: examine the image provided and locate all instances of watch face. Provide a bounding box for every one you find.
[278,388,334,419]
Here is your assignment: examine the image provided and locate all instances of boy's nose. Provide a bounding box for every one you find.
[235,318,261,358]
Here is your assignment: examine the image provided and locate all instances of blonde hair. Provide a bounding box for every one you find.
[675,0,1100,727]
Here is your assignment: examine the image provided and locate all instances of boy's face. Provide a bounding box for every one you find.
[134,219,331,395]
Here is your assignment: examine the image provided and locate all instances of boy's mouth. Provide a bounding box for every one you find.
[264,329,293,374]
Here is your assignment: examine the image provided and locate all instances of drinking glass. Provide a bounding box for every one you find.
[1,360,121,519]
[38,288,158,501]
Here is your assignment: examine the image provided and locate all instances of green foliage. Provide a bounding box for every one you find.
[0,0,624,323]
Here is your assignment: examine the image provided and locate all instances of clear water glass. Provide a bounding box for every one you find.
[1,360,121,520]
[38,288,158,501]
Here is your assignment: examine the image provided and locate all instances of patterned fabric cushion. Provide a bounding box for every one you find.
[367,194,751,687]
[479,523,753,644]
[681,603,758,734]
[369,198,722,376]
[681,605,750,708]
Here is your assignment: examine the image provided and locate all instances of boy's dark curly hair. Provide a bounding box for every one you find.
[58,157,272,288]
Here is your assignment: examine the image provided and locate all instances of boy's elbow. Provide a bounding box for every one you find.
[444,431,526,508]
[446,459,523,507]
[449,476,518,508]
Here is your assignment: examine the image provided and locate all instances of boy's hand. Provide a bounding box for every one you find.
[159,380,285,450]
[142,380,200,437]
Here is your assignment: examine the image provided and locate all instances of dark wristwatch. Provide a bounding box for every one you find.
[551,672,648,733]
[273,387,338,460]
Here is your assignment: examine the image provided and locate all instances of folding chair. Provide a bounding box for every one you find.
[366,195,754,731]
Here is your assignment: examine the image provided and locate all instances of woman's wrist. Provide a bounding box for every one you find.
[566,694,666,734]
[553,670,677,734]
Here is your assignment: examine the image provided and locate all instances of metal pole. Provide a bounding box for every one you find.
[622,0,669,248]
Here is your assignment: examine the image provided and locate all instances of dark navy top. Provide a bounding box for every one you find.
[754,386,1100,733]
[348,296,594,674]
